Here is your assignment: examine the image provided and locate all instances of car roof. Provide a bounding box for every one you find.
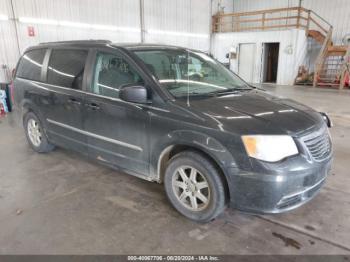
[26,40,186,52]
[114,43,185,51]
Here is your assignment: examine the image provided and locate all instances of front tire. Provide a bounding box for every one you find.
[24,112,55,153]
[164,151,227,222]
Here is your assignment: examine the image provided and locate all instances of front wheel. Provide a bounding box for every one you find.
[164,151,227,222]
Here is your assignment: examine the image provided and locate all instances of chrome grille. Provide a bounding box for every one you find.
[303,129,332,161]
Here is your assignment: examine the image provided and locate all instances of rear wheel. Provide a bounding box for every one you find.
[24,112,55,153]
[164,151,227,222]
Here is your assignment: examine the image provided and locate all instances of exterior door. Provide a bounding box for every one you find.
[43,48,89,154]
[83,50,150,176]
[238,43,256,83]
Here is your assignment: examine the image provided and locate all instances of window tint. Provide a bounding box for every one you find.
[47,49,88,89]
[16,49,46,81]
[91,52,143,98]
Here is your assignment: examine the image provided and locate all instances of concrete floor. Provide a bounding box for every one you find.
[0,85,350,254]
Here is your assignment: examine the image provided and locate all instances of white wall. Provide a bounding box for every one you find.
[0,0,20,82]
[0,0,213,82]
[212,0,234,14]
[12,0,142,56]
[212,29,308,85]
[144,0,211,52]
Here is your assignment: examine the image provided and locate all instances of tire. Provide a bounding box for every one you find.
[164,151,227,222]
[23,111,55,153]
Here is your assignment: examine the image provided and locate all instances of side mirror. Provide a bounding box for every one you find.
[119,85,150,104]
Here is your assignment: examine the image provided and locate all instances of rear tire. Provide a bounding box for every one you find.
[24,112,55,153]
[164,151,227,222]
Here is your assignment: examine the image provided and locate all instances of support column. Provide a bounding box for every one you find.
[9,0,21,56]
[139,0,145,43]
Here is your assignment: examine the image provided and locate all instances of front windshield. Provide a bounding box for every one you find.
[133,49,251,98]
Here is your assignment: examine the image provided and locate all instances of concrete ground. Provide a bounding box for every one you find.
[0,85,350,254]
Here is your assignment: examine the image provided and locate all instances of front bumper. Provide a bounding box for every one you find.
[226,156,332,214]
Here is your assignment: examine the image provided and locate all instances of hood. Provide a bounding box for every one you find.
[175,90,324,136]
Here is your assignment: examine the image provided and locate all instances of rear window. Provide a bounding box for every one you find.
[47,49,88,90]
[16,49,46,81]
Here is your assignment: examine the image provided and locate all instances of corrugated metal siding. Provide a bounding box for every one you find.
[212,0,234,14]
[0,0,212,78]
[144,0,210,51]
[301,0,350,44]
[0,0,19,80]
[12,0,141,51]
[233,0,350,45]
[234,0,299,12]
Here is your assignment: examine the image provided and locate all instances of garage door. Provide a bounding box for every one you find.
[238,43,256,83]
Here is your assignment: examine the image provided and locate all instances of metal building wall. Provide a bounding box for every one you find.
[0,0,20,80]
[143,0,211,52]
[301,0,350,45]
[0,0,212,80]
[212,29,308,85]
[233,0,350,45]
[12,0,142,50]
[233,0,299,12]
[212,0,234,14]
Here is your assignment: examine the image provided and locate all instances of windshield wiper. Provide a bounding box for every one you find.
[209,87,252,95]
[176,91,215,97]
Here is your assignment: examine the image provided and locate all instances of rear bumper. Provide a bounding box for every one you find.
[226,157,332,214]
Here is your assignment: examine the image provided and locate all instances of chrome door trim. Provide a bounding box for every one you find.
[17,77,169,112]
[47,119,143,152]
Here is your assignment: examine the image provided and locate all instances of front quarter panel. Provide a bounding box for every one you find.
[147,104,248,182]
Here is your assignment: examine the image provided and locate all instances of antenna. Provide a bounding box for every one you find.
[187,49,190,107]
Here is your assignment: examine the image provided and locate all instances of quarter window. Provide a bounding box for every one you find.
[91,52,143,98]
[16,49,46,81]
[47,49,88,90]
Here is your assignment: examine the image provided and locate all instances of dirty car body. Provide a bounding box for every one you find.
[13,41,333,217]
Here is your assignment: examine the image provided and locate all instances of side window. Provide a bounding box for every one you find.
[91,52,143,98]
[16,49,46,81]
[47,49,88,90]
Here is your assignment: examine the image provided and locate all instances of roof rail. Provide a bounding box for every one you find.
[39,39,112,45]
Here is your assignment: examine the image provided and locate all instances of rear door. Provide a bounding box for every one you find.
[42,48,89,154]
[83,49,151,176]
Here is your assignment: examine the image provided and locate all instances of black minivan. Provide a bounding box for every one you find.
[13,40,333,222]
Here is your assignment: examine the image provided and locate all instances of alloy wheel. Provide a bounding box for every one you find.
[27,118,42,147]
[172,166,210,211]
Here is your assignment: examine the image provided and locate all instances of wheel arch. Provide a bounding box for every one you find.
[20,99,46,128]
[152,131,238,200]
[156,143,232,201]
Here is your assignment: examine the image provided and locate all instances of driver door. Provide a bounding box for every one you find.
[83,50,150,176]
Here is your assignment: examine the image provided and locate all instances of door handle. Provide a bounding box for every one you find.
[85,103,100,110]
[68,98,81,105]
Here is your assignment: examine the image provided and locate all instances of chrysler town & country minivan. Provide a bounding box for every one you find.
[13,40,333,222]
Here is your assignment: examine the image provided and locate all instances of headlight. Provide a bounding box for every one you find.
[242,135,298,162]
